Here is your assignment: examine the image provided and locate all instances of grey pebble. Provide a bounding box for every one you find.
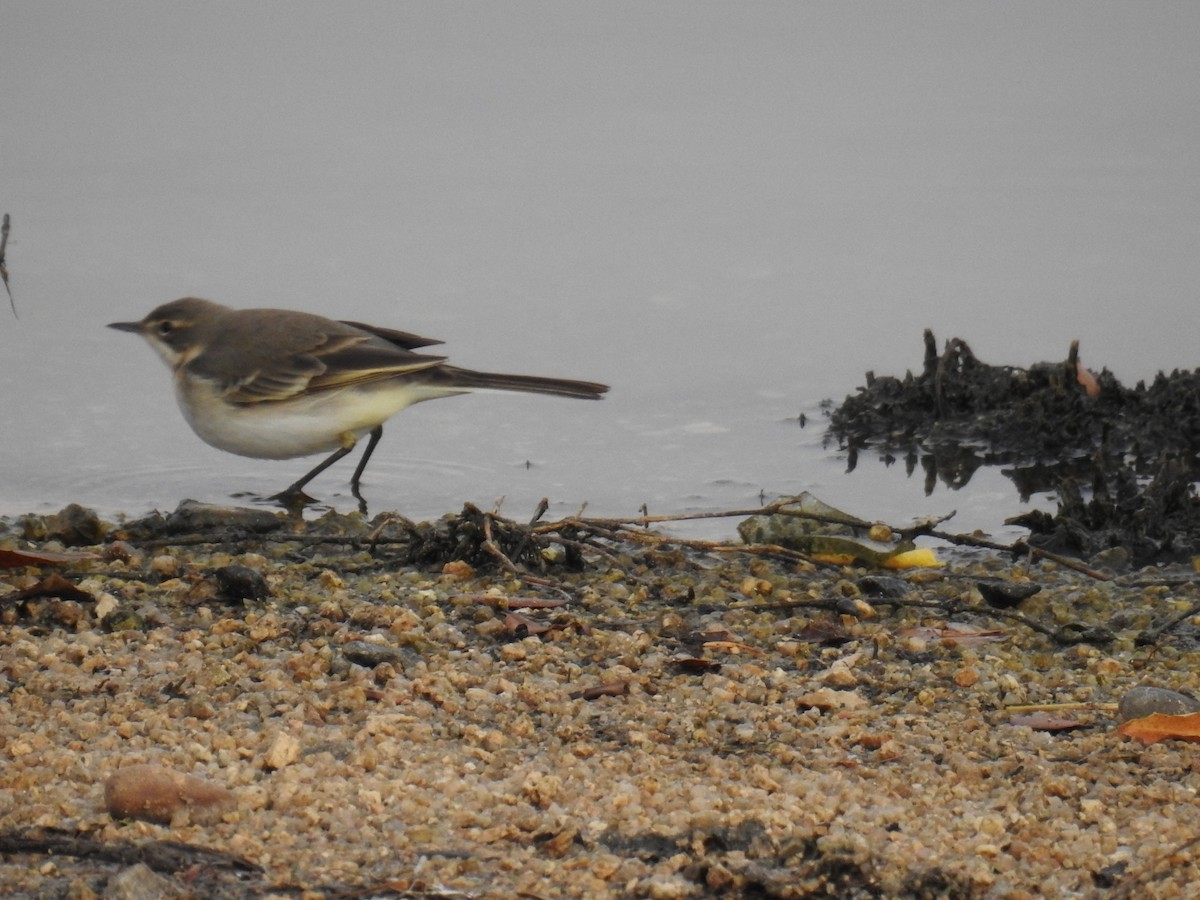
[213,564,270,602]
[1117,685,1200,722]
[341,640,413,669]
[857,575,911,599]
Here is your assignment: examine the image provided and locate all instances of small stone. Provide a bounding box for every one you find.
[30,504,106,547]
[1118,686,1200,722]
[441,559,475,581]
[264,732,302,770]
[796,688,868,711]
[104,764,236,826]
[341,640,413,669]
[149,555,179,578]
[93,593,119,621]
[163,499,284,533]
[213,565,270,602]
[954,666,980,688]
[104,541,137,563]
[819,661,858,687]
[102,863,184,899]
[976,578,1042,609]
[1092,546,1132,574]
[856,575,911,599]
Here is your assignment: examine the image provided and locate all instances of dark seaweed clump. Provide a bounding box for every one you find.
[826,329,1200,566]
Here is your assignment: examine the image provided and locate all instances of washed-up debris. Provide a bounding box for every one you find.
[737,492,927,567]
[826,330,1200,566]
[976,578,1042,609]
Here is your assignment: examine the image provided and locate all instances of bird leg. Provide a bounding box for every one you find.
[268,427,382,512]
[349,426,384,513]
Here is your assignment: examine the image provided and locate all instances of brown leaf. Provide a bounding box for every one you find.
[503,611,552,636]
[795,620,852,645]
[8,573,94,603]
[689,627,740,644]
[570,681,630,701]
[670,655,722,674]
[0,547,98,569]
[1117,712,1200,744]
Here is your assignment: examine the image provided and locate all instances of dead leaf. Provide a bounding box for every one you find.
[689,627,740,644]
[1117,712,1200,744]
[503,612,551,636]
[7,573,94,603]
[570,681,630,701]
[1076,361,1100,398]
[0,547,98,569]
[795,620,852,645]
[670,655,722,674]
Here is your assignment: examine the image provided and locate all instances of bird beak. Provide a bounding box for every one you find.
[108,320,144,333]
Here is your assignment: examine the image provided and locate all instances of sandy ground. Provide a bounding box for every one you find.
[3,505,1200,898]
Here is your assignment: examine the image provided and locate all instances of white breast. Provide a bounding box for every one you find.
[175,375,465,459]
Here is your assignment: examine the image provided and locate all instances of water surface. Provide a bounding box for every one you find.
[2,4,1197,542]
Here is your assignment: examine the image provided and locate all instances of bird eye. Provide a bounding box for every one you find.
[155,321,175,336]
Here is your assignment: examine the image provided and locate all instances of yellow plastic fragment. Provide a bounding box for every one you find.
[883,548,943,569]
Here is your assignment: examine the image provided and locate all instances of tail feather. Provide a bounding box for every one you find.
[437,366,608,400]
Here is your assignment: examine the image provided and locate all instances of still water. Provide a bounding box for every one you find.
[2,4,1198,541]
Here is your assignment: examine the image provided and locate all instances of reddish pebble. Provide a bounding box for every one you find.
[104,764,236,825]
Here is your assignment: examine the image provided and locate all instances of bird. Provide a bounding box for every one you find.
[108,297,608,510]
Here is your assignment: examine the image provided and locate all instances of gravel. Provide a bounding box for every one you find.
[3,507,1200,897]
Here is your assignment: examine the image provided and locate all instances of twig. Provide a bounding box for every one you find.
[1136,597,1200,646]
[480,511,520,575]
[1004,701,1118,714]
[0,213,14,316]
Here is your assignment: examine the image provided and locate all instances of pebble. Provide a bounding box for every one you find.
[976,578,1042,609]
[1117,685,1200,722]
[264,732,302,770]
[341,640,414,669]
[213,564,270,602]
[101,863,182,900]
[104,764,236,826]
[149,555,179,578]
[856,575,911,599]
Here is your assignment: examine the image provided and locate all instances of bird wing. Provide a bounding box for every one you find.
[338,321,444,350]
[189,318,447,405]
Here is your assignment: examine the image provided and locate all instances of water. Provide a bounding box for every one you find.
[2,3,1198,542]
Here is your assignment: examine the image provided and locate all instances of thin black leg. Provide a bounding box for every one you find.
[349,426,383,513]
[269,443,356,508]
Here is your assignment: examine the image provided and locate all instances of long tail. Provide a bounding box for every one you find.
[436,366,608,400]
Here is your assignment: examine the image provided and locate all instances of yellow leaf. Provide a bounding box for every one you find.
[883,548,942,569]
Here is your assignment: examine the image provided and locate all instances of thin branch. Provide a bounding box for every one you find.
[0,213,14,316]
